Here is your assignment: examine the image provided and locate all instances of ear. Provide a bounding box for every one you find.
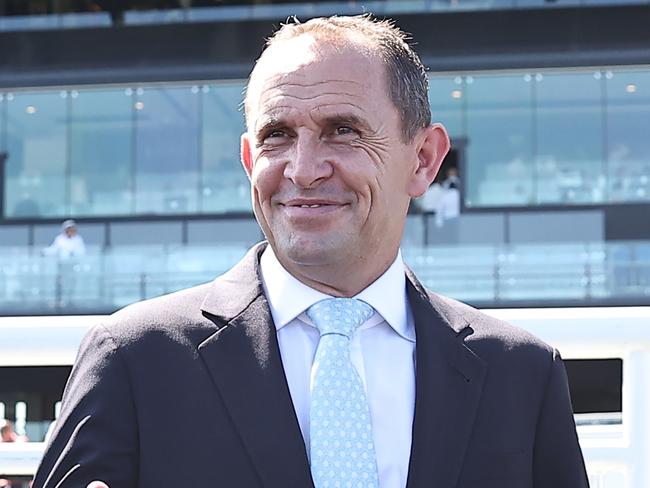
[407,123,450,198]
[240,132,254,179]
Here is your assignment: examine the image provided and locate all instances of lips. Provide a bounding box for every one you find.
[281,199,346,208]
[279,199,348,218]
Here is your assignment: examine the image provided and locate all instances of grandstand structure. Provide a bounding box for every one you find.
[1,0,649,486]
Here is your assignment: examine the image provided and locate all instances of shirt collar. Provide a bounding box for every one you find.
[259,246,414,342]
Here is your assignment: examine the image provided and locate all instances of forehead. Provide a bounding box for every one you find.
[246,36,392,129]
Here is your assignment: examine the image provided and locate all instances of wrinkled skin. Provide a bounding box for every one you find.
[241,35,449,296]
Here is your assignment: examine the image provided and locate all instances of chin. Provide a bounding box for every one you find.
[279,233,349,267]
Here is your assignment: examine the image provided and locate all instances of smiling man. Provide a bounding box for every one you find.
[240,29,445,298]
[33,15,589,488]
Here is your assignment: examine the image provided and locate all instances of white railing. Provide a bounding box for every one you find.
[1,307,649,485]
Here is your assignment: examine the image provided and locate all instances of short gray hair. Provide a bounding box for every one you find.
[246,15,431,142]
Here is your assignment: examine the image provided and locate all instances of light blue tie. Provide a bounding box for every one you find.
[307,298,380,488]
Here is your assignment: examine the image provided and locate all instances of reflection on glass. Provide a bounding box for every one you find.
[465,73,534,207]
[605,70,650,203]
[429,75,464,139]
[201,83,250,213]
[70,89,134,216]
[1,94,5,206]
[134,86,200,214]
[1,67,650,219]
[5,91,67,217]
[1,95,5,150]
[536,72,605,204]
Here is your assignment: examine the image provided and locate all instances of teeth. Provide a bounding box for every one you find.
[299,204,322,208]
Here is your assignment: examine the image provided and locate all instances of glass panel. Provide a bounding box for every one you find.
[69,88,134,216]
[605,70,650,203]
[5,91,67,218]
[134,86,200,214]
[201,82,251,213]
[429,75,464,139]
[1,94,5,151]
[1,93,5,154]
[535,71,605,204]
[1,94,5,217]
[465,73,534,207]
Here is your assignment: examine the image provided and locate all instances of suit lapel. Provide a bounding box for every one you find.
[195,245,485,488]
[405,268,487,488]
[197,244,313,488]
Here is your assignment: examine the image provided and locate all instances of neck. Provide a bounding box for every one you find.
[277,250,398,298]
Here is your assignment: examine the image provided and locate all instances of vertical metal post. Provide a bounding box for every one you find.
[0,151,7,218]
[140,273,147,301]
[55,260,63,310]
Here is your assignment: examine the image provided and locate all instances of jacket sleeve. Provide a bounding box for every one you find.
[32,325,139,488]
[533,349,590,488]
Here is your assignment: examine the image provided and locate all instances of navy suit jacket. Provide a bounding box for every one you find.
[33,243,589,487]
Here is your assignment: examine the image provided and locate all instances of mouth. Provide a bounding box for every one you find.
[278,199,349,218]
[281,199,347,208]
[292,203,335,208]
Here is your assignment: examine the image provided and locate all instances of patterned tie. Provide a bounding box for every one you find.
[306,298,380,488]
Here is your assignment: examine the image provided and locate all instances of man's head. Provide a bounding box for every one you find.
[241,15,449,295]
[0,420,16,442]
[244,15,432,143]
[62,219,77,238]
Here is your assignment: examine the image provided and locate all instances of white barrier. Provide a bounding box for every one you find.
[1,307,649,485]
[486,306,650,488]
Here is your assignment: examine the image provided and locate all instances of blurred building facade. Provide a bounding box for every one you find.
[1,0,649,314]
[1,3,650,485]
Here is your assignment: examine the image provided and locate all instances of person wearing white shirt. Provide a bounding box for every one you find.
[43,219,86,258]
[261,246,415,487]
[34,15,588,488]
[434,182,461,228]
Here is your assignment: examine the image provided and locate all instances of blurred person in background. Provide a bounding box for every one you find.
[441,165,460,190]
[33,14,588,488]
[434,167,461,228]
[43,220,86,259]
[42,219,87,306]
[0,419,27,443]
[0,420,28,488]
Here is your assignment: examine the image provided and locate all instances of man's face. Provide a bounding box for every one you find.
[1,426,14,442]
[242,36,448,288]
[65,227,76,238]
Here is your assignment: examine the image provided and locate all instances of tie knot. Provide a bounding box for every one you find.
[306,298,374,338]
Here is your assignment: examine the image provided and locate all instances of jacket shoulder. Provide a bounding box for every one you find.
[427,290,556,360]
[91,281,217,349]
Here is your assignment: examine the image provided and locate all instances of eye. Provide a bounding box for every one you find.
[266,129,287,140]
[259,129,288,146]
[334,126,356,136]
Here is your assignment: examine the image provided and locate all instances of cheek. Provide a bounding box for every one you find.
[251,160,284,203]
[333,146,384,193]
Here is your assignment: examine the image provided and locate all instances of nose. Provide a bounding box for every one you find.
[283,135,333,188]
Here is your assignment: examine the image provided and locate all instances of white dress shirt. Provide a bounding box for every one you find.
[43,233,86,258]
[260,247,416,488]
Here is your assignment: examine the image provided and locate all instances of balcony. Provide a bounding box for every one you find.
[0,240,648,315]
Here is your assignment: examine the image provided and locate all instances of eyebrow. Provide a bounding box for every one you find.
[255,112,372,139]
[321,113,372,133]
[254,116,285,141]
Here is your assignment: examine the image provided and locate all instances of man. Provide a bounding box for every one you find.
[32,15,589,488]
[42,220,86,258]
[1,420,28,488]
[1,420,28,443]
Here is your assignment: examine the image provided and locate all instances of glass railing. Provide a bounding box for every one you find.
[0,0,647,32]
[0,11,111,31]
[1,240,649,315]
